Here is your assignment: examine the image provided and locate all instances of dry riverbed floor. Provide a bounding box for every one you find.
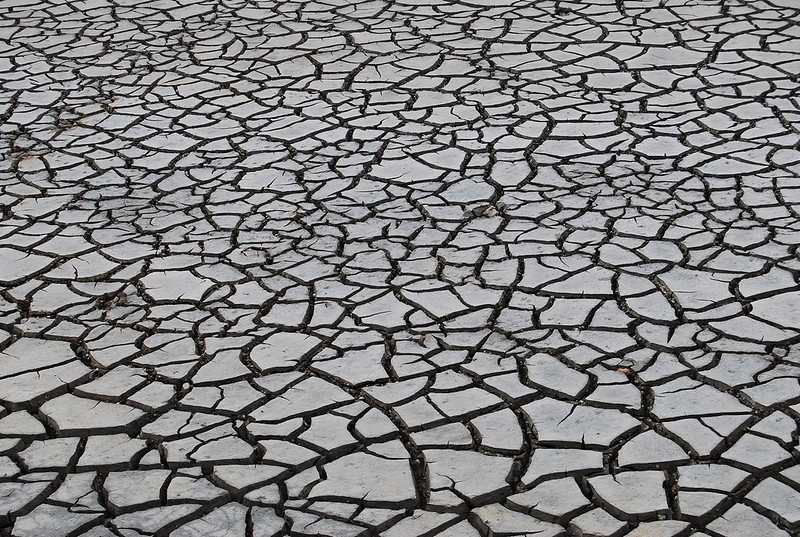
[1,0,800,536]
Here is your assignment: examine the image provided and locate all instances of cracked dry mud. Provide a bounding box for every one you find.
[0,0,799,535]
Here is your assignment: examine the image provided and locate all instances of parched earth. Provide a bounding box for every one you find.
[1,0,799,535]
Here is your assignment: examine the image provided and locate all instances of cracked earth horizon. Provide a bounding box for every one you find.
[1,0,800,535]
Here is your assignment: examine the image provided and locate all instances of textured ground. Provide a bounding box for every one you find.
[1,0,800,535]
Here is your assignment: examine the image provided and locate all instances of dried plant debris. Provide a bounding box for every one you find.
[1,0,799,535]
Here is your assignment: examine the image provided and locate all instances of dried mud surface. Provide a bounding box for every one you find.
[1,0,799,536]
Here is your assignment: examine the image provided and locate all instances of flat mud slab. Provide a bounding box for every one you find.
[0,0,799,536]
